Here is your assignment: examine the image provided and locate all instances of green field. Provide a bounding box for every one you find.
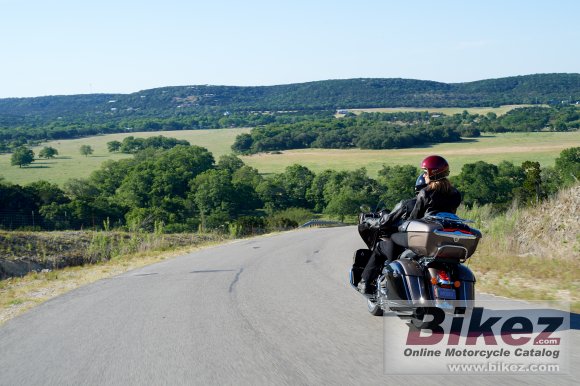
[241,131,580,176]
[0,128,251,186]
[1,130,578,185]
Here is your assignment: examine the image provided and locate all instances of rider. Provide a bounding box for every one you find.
[357,173,427,248]
[358,155,461,294]
[409,155,461,219]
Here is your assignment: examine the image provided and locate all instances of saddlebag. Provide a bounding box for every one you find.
[382,259,427,302]
[350,249,372,287]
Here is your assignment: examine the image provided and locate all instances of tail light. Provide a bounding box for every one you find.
[438,270,450,282]
[432,270,458,300]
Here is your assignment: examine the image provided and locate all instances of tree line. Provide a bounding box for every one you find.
[0,111,332,153]
[2,105,578,156]
[1,73,579,153]
[232,106,579,153]
[1,141,578,233]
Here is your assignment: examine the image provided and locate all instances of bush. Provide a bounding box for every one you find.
[270,207,313,226]
[229,216,266,237]
[265,207,315,230]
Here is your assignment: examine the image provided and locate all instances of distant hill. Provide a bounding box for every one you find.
[0,73,578,126]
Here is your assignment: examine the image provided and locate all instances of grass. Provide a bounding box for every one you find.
[0,231,232,326]
[1,125,578,186]
[241,132,580,176]
[457,197,580,313]
[0,128,251,186]
[3,131,578,185]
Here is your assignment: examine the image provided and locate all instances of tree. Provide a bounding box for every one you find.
[322,168,380,209]
[521,161,543,205]
[10,146,35,167]
[453,161,500,207]
[190,169,237,230]
[231,133,253,153]
[277,164,315,208]
[38,146,58,159]
[554,147,580,186]
[107,140,122,152]
[80,145,94,157]
[231,165,263,211]
[496,161,524,204]
[307,170,336,212]
[115,145,214,227]
[0,182,40,228]
[377,165,419,208]
[256,178,289,213]
[217,154,245,174]
[324,187,370,222]
[27,180,69,205]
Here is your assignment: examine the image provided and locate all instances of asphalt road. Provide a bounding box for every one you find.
[0,226,577,385]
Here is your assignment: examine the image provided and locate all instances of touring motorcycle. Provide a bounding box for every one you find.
[350,208,482,327]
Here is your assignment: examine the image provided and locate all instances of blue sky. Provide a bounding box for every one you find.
[1,0,579,98]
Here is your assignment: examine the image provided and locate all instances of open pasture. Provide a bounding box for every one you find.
[0,128,251,186]
[0,130,578,185]
[241,131,580,176]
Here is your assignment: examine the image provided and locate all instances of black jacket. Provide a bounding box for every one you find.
[380,198,416,229]
[358,198,417,248]
[409,186,462,219]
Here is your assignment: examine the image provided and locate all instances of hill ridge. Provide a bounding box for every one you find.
[0,74,578,125]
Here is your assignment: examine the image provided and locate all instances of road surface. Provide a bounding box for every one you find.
[0,226,577,385]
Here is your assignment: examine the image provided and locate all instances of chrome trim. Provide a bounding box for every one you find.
[349,270,358,289]
[433,229,478,240]
[403,276,413,301]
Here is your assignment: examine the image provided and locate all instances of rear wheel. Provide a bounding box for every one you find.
[367,298,383,316]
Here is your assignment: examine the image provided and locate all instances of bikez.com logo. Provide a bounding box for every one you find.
[383,302,569,374]
[406,307,563,349]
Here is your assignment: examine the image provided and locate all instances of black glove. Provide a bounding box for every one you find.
[378,211,391,227]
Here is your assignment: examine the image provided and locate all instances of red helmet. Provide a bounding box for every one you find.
[420,155,450,181]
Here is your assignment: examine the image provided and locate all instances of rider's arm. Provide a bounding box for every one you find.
[409,190,427,219]
[379,198,416,232]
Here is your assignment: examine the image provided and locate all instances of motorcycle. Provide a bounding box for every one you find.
[350,207,482,328]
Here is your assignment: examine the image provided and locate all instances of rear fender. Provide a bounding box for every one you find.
[425,264,476,302]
